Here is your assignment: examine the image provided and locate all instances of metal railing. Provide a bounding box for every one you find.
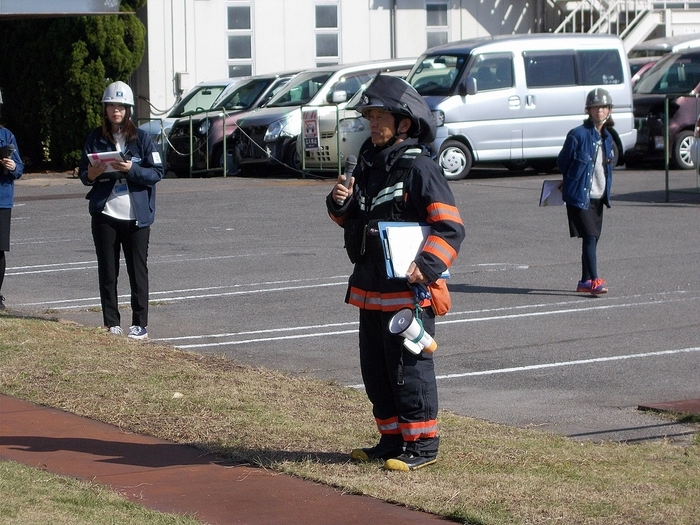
[555,0,700,39]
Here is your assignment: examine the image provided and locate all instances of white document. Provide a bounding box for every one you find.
[379,222,449,279]
[88,151,125,173]
[539,179,565,206]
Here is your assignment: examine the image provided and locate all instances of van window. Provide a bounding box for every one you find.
[524,51,576,87]
[409,54,468,96]
[473,55,514,91]
[576,50,624,85]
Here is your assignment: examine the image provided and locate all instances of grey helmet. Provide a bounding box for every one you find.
[585,88,612,109]
[350,73,436,144]
[102,81,134,106]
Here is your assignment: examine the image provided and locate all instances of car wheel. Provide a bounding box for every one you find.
[529,158,557,173]
[672,130,695,170]
[611,141,620,167]
[284,142,302,173]
[503,159,529,171]
[437,140,472,180]
[173,170,190,178]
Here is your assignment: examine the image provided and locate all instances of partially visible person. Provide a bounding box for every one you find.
[78,81,164,338]
[557,87,615,295]
[0,91,24,310]
[326,74,465,471]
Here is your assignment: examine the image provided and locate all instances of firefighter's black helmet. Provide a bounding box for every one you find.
[351,73,436,144]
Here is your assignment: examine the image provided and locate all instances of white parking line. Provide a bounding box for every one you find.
[163,290,700,348]
[345,347,700,389]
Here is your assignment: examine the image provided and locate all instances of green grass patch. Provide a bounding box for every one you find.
[1,314,699,524]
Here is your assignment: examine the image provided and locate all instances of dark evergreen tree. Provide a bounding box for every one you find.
[0,0,146,169]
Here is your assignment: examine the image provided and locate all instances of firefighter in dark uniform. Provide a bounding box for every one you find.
[326,74,465,471]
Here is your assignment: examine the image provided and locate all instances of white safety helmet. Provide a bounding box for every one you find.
[102,81,134,106]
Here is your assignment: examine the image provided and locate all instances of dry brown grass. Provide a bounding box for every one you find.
[1,313,699,525]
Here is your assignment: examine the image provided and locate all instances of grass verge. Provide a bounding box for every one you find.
[1,313,698,525]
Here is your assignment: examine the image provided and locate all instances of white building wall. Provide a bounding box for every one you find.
[135,0,542,122]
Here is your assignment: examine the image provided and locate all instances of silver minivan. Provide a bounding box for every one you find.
[406,34,637,179]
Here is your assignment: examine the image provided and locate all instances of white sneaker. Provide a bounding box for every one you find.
[108,326,123,335]
[128,326,148,340]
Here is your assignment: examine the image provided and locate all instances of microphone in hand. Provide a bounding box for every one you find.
[336,155,357,205]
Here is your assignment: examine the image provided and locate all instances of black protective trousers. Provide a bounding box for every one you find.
[358,307,440,456]
[91,213,150,328]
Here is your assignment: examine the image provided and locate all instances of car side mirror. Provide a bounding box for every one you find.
[460,77,477,96]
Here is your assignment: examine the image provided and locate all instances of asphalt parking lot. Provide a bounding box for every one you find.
[7,164,700,443]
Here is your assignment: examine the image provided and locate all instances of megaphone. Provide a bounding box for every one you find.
[388,308,437,355]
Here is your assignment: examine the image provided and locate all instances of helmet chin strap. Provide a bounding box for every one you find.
[594,114,610,127]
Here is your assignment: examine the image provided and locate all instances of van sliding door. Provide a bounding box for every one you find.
[464,54,522,162]
[522,51,581,159]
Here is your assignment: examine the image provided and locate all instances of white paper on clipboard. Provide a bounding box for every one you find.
[88,151,125,172]
[378,222,449,279]
[539,179,565,206]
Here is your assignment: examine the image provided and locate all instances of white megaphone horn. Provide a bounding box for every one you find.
[388,308,437,355]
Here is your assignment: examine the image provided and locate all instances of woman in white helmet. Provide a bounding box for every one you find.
[557,87,615,295]
[78,80,164,339]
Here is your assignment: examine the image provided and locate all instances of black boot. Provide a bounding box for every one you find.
[384,451,437,471]
[384,436,439,471]
[350,435,404,462]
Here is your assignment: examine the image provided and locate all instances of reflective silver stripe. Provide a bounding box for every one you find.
[402,421,438,437]
[369,181,404,211]
[378,420,399,432]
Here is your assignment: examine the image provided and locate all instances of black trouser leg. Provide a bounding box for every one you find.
[581,235,598,281]
[122,224,150,327]
[91,214,122,327]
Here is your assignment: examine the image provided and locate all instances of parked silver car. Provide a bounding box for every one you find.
[234,58,417,174]
[166,71,298,178]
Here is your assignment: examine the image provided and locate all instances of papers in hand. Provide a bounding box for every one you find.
[88,151,125,173]
[378,222,450,280]
[539,179,565,206]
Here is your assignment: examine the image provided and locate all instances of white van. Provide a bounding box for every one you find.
[405,34,636,179]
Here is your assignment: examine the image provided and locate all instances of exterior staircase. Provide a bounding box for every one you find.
[554,0,700,51]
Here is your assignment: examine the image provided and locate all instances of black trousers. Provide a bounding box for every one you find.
[91,213,150,328]
[358,307,439,456]
[0,207,12,292]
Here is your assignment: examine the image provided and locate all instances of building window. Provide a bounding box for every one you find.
[227,2,253,77]
[315,3,339,66]
[426,2,448,49]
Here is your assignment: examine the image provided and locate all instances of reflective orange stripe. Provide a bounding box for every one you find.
[423,235,458,267]
[347,287,415,311]
[399,419,438,441]
[328,212,345,227]
[426,202,463,225]
[376,416,401,435]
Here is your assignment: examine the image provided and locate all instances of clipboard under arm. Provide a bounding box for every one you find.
[378,221,450,280]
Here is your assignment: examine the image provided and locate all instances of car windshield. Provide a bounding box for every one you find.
[407,54,468,96]
[213,78,274,111]
[170,84,233,117]
[265,71,334,107]
[633,53,700,94]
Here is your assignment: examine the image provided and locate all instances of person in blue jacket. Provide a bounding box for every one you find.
[0,92,24,310]
[78,81,164,339]
[557,88,615,295]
